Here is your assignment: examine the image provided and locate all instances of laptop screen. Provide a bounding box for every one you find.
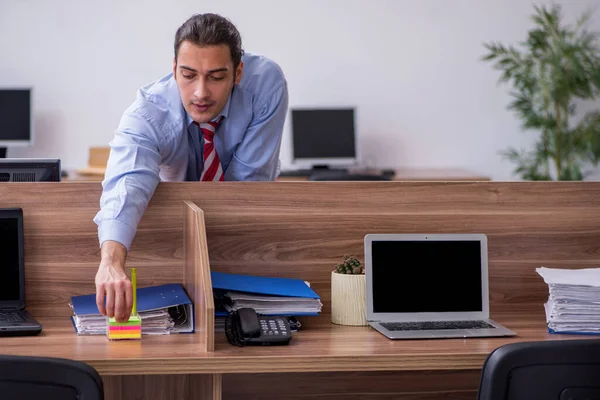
[371,240,483,313]
[0,215,21,302]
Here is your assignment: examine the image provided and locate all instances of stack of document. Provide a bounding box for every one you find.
[72,309,174,335]
[211,271,322,316]
[222,292,322,315]
[70,283,194,335]
[536,267,600,334]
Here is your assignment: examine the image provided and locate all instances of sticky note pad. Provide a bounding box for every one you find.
[106,267,141,340]
[107,315,142,340]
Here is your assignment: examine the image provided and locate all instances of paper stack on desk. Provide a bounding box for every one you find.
[222,292,322,315]
[73,309,174,335]
[69,283,194,335]
[536,267,600,334]
[211,271,323,316]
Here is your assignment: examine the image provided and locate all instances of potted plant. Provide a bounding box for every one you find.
[482,4,600,180]
[331,255,367,326]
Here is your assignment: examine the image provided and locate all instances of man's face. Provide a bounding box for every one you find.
[173,41,243,124]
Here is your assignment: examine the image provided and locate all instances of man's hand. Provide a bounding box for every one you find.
[95,241,133,323]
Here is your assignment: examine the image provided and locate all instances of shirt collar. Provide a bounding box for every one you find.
[186,89,233,128]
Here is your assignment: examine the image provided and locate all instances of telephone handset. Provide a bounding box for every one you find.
[225,308,292,346]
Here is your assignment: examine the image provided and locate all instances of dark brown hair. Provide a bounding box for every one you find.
[174,13,244,69]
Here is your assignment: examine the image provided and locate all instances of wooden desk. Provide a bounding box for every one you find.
[1,181,598,399]
[0,314,581,399]
[0,313,577,374]
[277,167,491,181]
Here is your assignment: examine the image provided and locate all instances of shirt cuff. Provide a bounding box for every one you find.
[98,219,136,252]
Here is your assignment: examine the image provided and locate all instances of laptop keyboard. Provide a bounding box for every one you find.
[0,312,25,323]
[381,320,495,331]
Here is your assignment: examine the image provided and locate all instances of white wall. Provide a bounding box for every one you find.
[1,0,599,180]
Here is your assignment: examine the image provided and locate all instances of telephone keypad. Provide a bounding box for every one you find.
[259,318,290,338]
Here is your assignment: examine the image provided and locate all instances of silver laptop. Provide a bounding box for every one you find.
[364,233,516,339]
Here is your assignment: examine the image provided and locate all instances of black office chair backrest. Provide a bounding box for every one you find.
[308,171,391,181]
[0,355,103,399]
[478,339,600,400]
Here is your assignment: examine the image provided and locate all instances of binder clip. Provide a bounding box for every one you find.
[107,268,141,340]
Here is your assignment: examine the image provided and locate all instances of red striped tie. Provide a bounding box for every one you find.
[197,117,224,181]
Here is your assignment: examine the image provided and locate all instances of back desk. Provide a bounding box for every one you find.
[1,181,599,400]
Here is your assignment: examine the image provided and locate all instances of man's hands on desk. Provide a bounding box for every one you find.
[96,240,133,323]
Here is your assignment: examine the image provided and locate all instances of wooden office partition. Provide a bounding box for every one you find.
[183,200,216,352]
[3,181,599,320]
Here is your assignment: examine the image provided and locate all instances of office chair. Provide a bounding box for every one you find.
[308,171,391,181]
[477,338,600,400]
[0,355,103,399]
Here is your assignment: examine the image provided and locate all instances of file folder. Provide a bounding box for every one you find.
[211,271,322,316]
[70,283,194,335]
[211,271,320,299]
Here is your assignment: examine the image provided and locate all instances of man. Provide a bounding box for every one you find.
[93,13,288,322]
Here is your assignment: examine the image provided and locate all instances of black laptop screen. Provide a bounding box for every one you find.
[0,217,20,302]
[371,240,483,313]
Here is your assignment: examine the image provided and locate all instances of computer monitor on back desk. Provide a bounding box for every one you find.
[290,108,358,172]
[0,158,61,182]
[0,88,32,159]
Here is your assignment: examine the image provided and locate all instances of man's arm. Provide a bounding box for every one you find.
[224,80,289,181]
[93,109,162,321]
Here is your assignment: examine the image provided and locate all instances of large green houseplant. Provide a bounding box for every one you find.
[483,4,600,180]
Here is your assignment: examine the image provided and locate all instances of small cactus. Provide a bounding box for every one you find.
[334,254,365,274]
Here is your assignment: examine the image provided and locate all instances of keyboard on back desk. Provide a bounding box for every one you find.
[380,320,495,331]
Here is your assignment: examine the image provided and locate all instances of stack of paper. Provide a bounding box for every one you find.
[536,267,600,334]
[70,283,194,335]
[222,292,322,315]
[72,309,175,335]
[212,271,322,316]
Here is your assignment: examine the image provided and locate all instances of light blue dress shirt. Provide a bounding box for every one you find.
[93,52,288,251]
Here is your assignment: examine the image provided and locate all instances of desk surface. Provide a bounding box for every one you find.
[64,168,490,182]
[0,314,581,376]
[277,168,490,181]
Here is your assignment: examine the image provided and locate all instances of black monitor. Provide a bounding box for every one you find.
[0,158,61,182]
[0,89,32,158]
[291,108,357,169]
[0,208,25,309]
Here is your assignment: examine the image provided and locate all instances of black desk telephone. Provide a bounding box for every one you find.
[225,308,292,346]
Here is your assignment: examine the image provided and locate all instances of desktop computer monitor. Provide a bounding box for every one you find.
[0,159,61,182]
[0,89,32,158]
[291,108,357,169]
